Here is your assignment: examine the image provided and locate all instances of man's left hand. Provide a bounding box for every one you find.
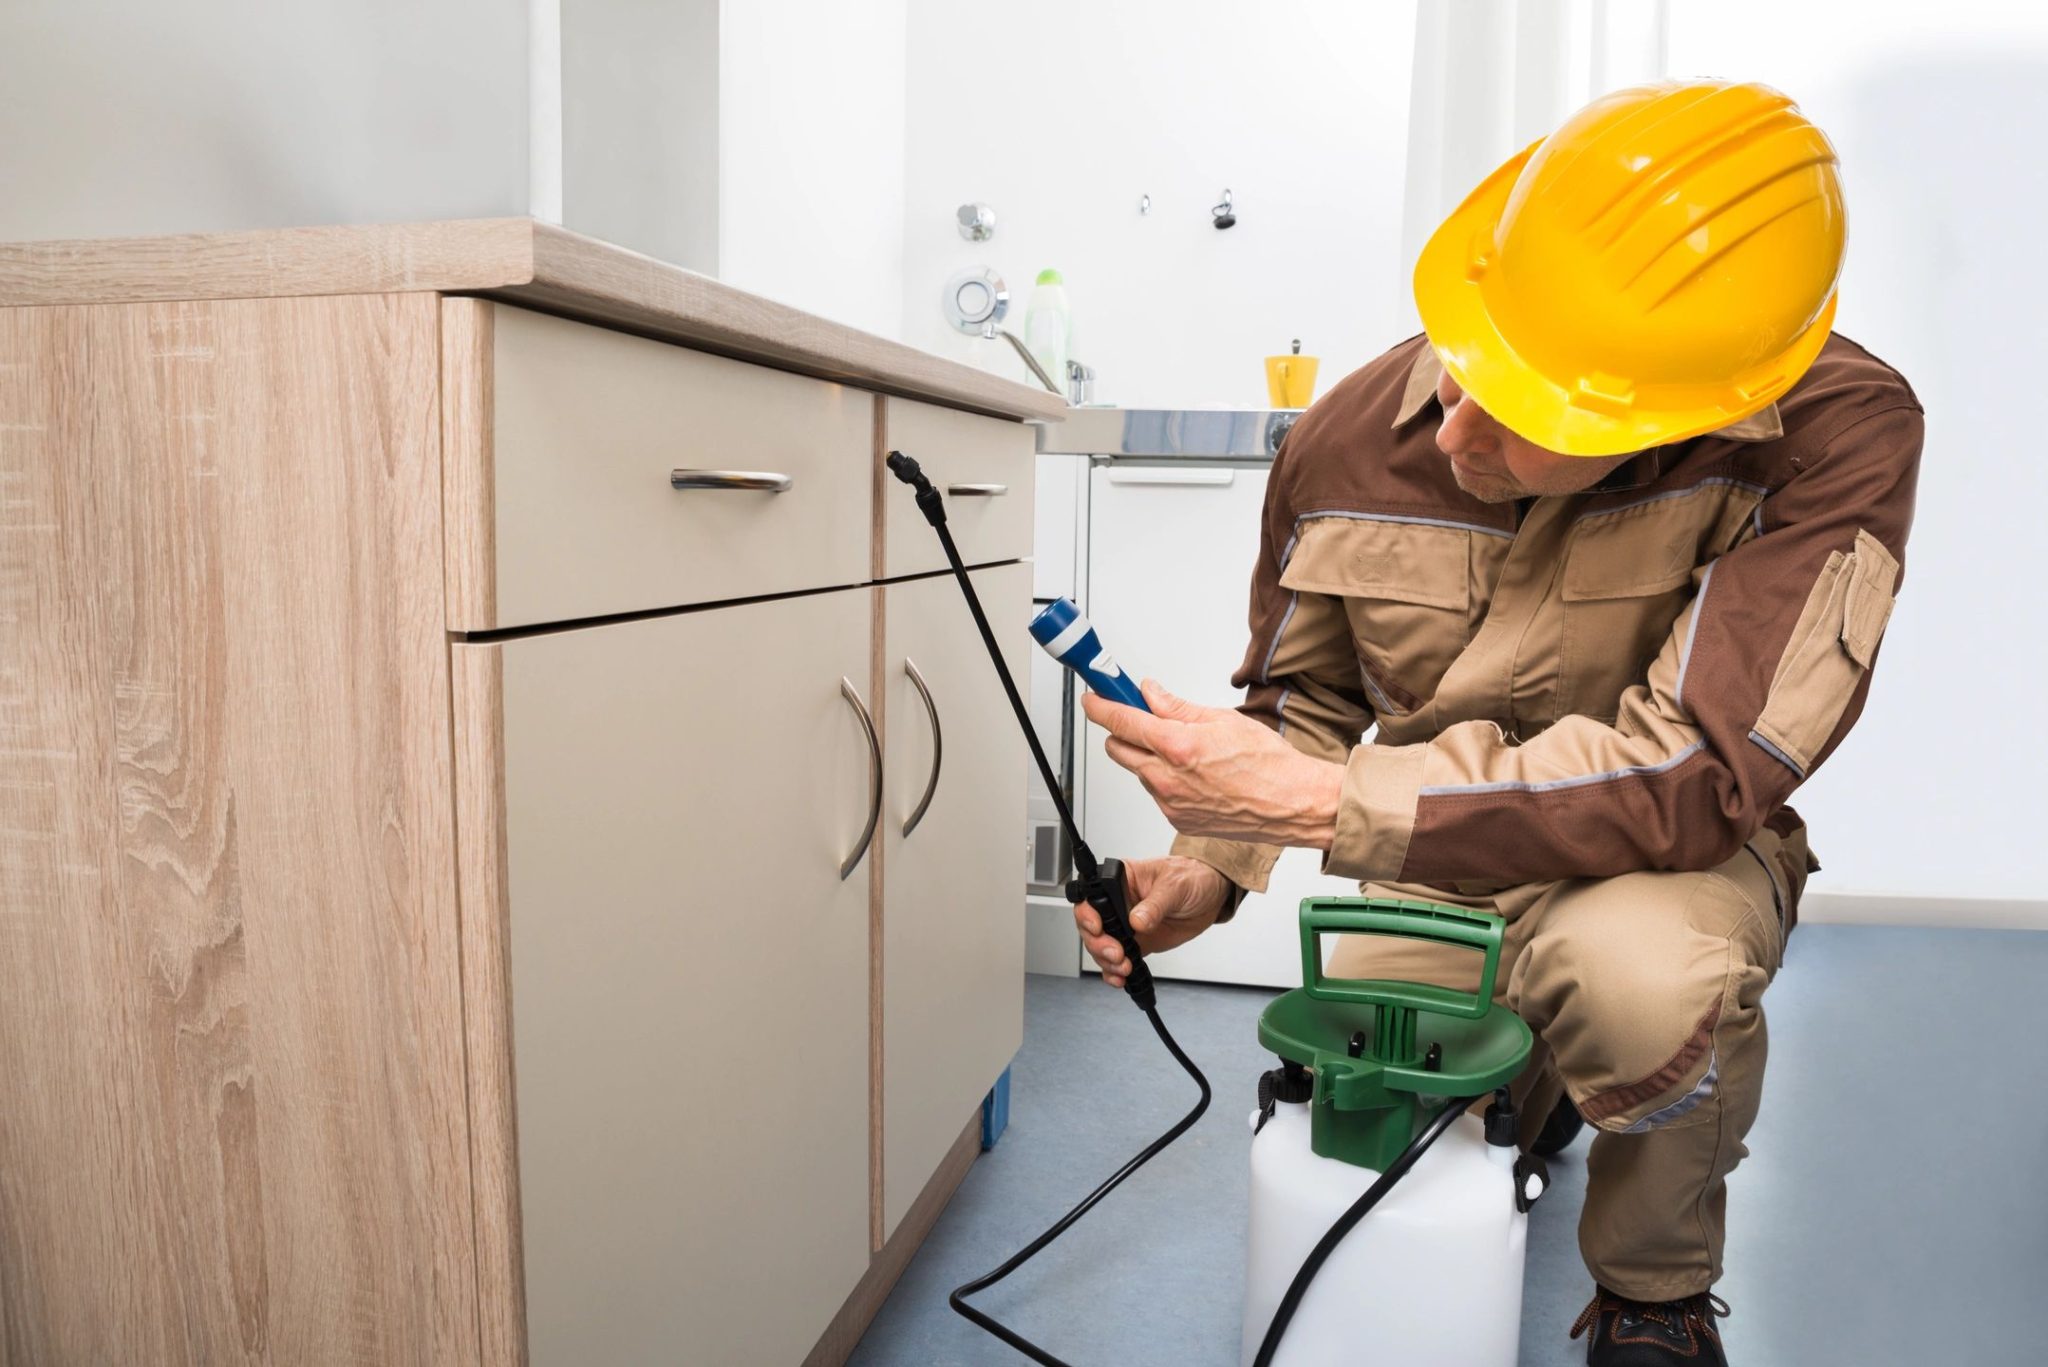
[1084,680,1345,850]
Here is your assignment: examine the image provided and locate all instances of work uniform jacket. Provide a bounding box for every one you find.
[1175,334,1924,902]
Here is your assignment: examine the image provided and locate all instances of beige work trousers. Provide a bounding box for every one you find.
[1326,825,1810,1301]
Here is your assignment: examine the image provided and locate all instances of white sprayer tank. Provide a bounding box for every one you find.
[1242,897,1541,1367]
[1241,1101,1529,1367]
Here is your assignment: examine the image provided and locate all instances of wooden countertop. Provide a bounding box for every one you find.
[0,218,1071,423]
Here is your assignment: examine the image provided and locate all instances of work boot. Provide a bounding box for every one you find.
[1570,1287,1729,1365]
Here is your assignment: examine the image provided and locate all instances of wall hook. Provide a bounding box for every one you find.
[956,203,997,242]
[1211,188,1236,230]
[1139,193,1151,215]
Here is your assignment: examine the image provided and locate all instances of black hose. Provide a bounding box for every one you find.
[948,1005,1212,1366]
[887,447,1471,1365]
[1248,1093,1484,1367]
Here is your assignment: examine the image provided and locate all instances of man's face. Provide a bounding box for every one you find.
[1435,368,1632,502]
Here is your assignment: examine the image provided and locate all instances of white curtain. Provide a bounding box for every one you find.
[1396,0,1671,331]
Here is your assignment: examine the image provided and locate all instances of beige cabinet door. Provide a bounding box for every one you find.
[880,563,1030,1240]
[476,588,877,1364]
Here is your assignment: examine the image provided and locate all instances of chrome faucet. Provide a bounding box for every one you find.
[941,267,1087,403]
[1065,359,1096,406]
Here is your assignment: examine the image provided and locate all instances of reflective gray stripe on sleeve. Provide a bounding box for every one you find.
[1674,559,1717,711]
[1257,591,1301,684]
[1747,729,1806,778]
[1417,740,1707,797]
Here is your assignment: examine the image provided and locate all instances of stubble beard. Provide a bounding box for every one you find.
[1449,464,1525,504]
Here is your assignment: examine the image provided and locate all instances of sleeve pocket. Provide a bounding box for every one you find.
[1751,530,1899,775]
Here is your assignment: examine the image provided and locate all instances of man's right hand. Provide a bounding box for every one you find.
[1071,856,1231,989]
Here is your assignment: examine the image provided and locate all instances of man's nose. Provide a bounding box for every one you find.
[1438,394,1501,458]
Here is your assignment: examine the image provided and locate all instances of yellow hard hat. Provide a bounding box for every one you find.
[1413,80,1846,456]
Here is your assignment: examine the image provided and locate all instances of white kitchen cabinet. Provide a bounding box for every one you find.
[478,588,876,1366]
[1083,463,1365,988]
[879,564,1030,1241]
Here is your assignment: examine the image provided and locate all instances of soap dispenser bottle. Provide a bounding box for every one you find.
[1023,269,1071,395]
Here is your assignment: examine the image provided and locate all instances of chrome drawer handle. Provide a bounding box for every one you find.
[947,482,1009,497]
[902,659,942,839]
[839,677,882,881]
[670,469,794,492]
[1104,468,1235,487]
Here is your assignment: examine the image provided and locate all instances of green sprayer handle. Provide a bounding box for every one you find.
[1298,899,1504,1021]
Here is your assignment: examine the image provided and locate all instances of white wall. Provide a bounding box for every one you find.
[717,0,909,336]
[901,0,1418,407]
[0,0,722,272]
[0,1,530,240]
[1398,0,1668,330]
[1669,0,2048,903]
[559,0,721,273]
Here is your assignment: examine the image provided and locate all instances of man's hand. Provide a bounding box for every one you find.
[1083,680,1345,849]
[1071,856,1231,987]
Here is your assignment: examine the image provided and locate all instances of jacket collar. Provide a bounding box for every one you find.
[1390,344,1783,443]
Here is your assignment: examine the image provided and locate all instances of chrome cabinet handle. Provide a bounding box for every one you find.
[947,482,1009,497]
[839,677,882,881]
[902,659,942,838]
[1104,468,1235,487]
[670,469,794,492]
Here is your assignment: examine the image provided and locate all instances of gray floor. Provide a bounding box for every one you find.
[849,925,2048,1366]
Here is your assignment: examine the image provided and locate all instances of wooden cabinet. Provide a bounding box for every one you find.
[880,565,1030,1241]
[0,222,1059,1367]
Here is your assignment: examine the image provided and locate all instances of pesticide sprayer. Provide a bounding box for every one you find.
[885,449,1547,1367]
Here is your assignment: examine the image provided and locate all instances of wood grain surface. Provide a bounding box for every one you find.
[0,219,1069,423]
[440,299,498,631]
[0,218,534,308]
[448,644,528,1367]
[0,295,477,1365]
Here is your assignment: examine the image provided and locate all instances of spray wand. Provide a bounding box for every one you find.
[887,450,1160,1014]
[887,450,1205,1363]
[886,449,1508,1367]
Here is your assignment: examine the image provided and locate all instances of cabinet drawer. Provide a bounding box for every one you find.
[881,395,1035,578]
[444,301,873,630]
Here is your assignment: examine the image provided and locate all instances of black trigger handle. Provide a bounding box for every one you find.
[1067,856,1156,1011]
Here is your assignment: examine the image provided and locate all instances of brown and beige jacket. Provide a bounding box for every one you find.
[1174,334,1924,893]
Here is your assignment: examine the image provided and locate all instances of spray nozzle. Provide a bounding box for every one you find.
[1483,1087,1519,1147]
[885,449,947,528]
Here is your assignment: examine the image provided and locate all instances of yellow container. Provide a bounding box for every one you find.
[1265,352,1319,408]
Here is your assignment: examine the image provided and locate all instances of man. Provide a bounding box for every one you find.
[1071,81,1921,1365]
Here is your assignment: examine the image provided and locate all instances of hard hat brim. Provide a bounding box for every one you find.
[1413,144,1838,458]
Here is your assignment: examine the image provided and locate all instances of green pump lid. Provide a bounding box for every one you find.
[1035,268,1064,286]
[1259,898,1533,1170]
